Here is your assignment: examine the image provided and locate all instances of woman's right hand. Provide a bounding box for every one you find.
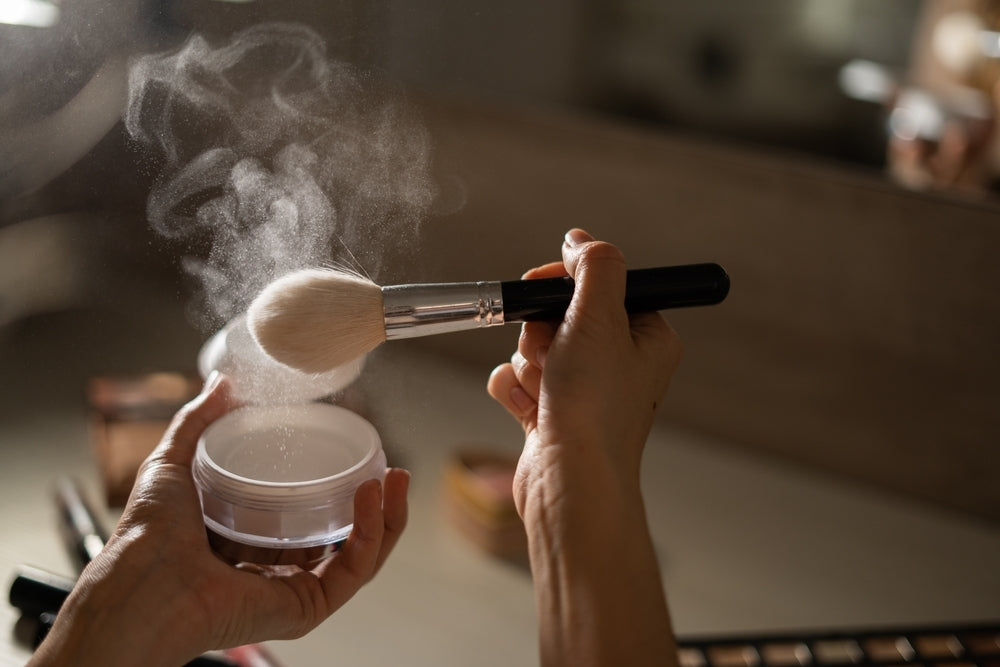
[487,228,682,667]
[487,228,682,518]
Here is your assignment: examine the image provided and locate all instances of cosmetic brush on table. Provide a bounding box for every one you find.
[247,263,730,374]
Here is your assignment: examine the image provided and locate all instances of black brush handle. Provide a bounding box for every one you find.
[500,263,730,322]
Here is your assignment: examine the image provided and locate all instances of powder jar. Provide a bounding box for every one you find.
[193,403,386,566]
[193,315,382,566]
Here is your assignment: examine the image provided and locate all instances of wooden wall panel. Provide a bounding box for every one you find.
[407,97,1000,523]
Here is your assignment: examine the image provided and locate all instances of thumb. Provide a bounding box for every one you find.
[152,371,233,467]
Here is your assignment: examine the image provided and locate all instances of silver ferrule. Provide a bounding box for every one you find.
[382,281,505,340]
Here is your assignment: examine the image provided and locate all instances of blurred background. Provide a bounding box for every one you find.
[0,0,1000,568]
[3,0,1000,519]
[2,1,1000,664]
[6,0,998,230]
[0,0,929,225]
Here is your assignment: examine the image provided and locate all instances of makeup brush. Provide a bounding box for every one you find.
[247,263,730,374]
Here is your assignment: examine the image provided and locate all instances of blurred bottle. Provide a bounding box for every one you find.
[887,0,1000,193]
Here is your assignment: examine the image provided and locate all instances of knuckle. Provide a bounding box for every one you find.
[578,241,626,267]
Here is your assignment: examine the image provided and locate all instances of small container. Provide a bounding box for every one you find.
[192,402,385,566]
[194,314,379,566]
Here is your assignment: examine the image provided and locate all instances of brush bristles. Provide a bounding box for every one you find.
[247,268,386,374]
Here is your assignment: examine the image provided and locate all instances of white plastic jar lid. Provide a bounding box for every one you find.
[193,403,386,555]
[197,314,365,406]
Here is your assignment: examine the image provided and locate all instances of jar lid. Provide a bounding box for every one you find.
[198,314,364,405]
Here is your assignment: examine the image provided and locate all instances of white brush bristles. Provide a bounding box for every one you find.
[247,268,386,374]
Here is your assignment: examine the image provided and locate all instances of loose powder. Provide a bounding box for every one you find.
[125,22,436,333]
[222,425,361,483]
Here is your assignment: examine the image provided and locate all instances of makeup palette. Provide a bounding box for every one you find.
[678,624,1000,667]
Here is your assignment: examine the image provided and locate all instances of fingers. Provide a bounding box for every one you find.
[489,319,555,415]
[561,229,629,328]
[561,227,595,268]
[511,317,550,397]
[315,468,410,609]
[510,350,541,406]
[522,260,567,280]
[373,468,410,574]
[210,469,408,644]
[488,362,537,420]
[314,479,384,610]
[519,319,555,369]
[151,372,234,468]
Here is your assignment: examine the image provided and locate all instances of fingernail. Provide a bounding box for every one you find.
[536,346,548,369]
[510,386,536,413]
[203,370,223,393]
[564,228,593,247]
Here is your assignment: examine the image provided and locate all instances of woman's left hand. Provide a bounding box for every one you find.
[30,372,410,667]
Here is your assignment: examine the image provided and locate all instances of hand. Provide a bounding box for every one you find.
[487,228,682,518]
[31,372,409,667]
[487,229,682,667]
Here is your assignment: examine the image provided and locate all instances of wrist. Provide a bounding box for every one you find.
[517,443,645,530]
[521,471,650,559]
[519,452,656,590]
[30,538,209,667]
[518,454,676,667]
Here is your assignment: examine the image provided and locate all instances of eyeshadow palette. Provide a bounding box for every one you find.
[678,623,1000,667]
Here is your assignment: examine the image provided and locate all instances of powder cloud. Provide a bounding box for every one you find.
[126,22,435,329]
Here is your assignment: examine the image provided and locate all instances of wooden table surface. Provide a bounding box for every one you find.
[2,337,997,667]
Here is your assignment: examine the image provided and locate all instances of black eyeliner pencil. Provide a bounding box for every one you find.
[54,477,107,569]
